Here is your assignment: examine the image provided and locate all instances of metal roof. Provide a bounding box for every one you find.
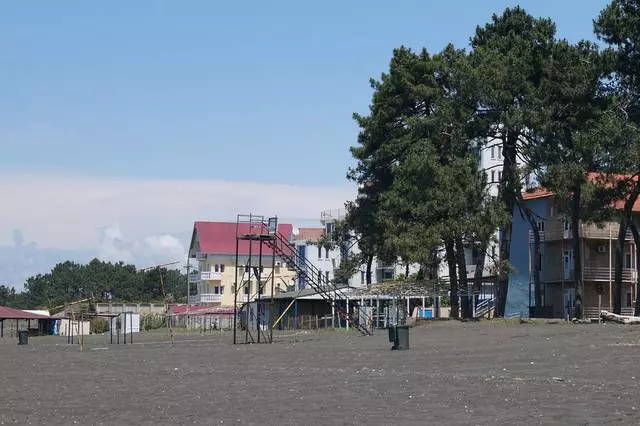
[0,306,51,320]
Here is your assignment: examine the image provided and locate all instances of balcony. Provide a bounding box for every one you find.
[201,271,223,281]
[540,267,635,282]
[529,221,632,243]
[242,271,268,281]
[188,294,222,304]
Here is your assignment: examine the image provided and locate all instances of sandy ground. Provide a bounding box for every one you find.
[1,321,640,425]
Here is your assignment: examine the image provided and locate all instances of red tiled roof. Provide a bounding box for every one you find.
[522,187,555,201]
[295,227,324,242]
[522,173,640,212]
[192,221,293,255]
[0,306,50,320]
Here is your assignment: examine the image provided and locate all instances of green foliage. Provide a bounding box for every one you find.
[4,259,187,310]
[141,313,167,331]
[90,317,109,334]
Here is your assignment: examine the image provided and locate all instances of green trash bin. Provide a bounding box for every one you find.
[18,330,29,345]
[388,326,396,343]
[393,325,409,350]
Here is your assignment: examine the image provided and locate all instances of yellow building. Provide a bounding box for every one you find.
[187,221,296,307]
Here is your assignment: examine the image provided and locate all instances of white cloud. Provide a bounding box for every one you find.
[0,173,356,287]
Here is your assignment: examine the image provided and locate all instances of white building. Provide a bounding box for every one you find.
[318,209,420,287]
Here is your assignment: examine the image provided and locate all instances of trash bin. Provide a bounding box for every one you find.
[393,325,409,350]
[18,330,29,345]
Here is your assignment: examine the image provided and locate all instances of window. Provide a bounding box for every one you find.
[244,281,251,295]
[537,253,542,271]
[258,284,264,294]
[491,170,495,182]
[625,253,632,269]
[220,264,225,273]
[563,219,571,232]
[360,271,365,285]
[318,270,322,284]
[214,264,220,272]
[491,146,495,159]
[318,245,322,259]
[536,220,545,232]
[492,246,496,259]
[497,171,502,181]
[219,286,224,294]
[626,292,633,308]
[325,248,329,258]
[214,286,220,294]
[325,271,330,282]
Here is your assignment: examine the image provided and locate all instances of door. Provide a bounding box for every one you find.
[564,288,575,318]
[563,250,574,280]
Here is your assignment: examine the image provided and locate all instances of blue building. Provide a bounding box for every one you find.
[509,186,637,319]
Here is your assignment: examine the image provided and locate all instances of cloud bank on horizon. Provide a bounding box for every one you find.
[0,173,355,290]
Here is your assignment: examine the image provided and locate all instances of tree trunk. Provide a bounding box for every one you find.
[365,255,373,288]
[571,185,583,319]
[444,238,459,319]
[613,183,640,314]
[455,237,471,319]
[516,195,542,313]
[473,239,488,311]
[630,221,640,317]
[495,138,518,318]
[405,262,410,278]
[613,217,627,315]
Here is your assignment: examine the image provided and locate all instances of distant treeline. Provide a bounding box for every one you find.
[0,259,189,310]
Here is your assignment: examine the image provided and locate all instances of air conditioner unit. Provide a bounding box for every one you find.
[597,245,606,253]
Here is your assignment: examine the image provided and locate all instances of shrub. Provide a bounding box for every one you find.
[141,313,166,331]
[90,317,109,334]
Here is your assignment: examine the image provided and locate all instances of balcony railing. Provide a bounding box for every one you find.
[188,294,222,304]
[529,221,633,243]
[201,271,223,281]
[540,267,635,282]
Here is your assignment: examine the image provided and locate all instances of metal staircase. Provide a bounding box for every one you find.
[474,297,495,319]
[264,223,373,336]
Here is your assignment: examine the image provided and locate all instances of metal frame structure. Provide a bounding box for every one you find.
[233,214,278,344]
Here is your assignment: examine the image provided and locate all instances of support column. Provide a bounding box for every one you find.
[376,298,380,328]
[346,298,350,330]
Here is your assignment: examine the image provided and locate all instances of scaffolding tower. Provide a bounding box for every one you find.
[232,213,373,345]
[233,214,278,344]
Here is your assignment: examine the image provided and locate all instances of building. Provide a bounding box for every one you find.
[319,209,420,285]
[513,185,639,319]
[187,221,297,307]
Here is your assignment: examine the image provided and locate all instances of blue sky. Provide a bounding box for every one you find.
[0,0,611,288]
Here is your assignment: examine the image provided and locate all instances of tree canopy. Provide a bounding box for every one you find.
[0,259,188,310]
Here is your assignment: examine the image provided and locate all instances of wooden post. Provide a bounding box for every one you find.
[376,298,380,328]
[315,315,318,330]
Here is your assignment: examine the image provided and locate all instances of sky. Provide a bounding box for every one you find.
[0,0,610,289]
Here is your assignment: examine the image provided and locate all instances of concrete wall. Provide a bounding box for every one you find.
[96,303,166,315]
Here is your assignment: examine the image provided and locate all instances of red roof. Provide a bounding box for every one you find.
[295,227,324,242]
[192,221,293,255]
[0,306,50,320]
[522,173,640,212]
